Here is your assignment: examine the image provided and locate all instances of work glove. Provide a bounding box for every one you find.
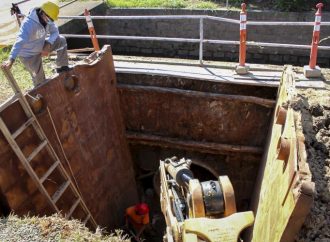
[1,59,14,70]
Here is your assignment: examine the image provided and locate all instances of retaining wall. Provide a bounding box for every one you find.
[60,5,330,67]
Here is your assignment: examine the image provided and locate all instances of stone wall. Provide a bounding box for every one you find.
[61,5,330,67]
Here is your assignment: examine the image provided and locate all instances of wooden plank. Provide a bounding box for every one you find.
[83,214,91,225]
[66,198,81,219]
[126,131,263,154]
[12,117,34,139]
[27,140,48,163]
[40,160,60,183]
[118,84,276,108]
[249,66,313,242]
[52,181,70,204]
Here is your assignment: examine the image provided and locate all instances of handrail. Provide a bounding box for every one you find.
[62,34,330,50]
[59,15,207,20]
[59,11,330,71]
[248,21,330,26]
[58,15,330,26]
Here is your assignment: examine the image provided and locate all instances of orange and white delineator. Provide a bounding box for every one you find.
[239,3,247,67]
[235,3,249,75]
[308,3,323,69]
[84,9,100,51]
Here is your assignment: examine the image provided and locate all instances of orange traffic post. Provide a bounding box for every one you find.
[239,3,247,66]
[304,3,323,78]
[84,9,100,51]
[235,3,249,75]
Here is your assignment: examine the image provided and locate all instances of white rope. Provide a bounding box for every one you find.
[320,36,330,44]
[46,106,84,198]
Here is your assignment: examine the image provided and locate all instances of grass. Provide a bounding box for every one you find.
[0,48,54,103]
[106,0,219,9]
[0,214,129,241]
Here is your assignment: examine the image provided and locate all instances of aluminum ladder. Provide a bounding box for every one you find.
[0,67,97,228]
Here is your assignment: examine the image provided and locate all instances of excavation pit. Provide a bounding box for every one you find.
[0,46,313,242]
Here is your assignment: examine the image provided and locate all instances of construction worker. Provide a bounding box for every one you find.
[125,203,150,239]
[1,1,70,86]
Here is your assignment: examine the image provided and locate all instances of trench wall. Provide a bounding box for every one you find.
[0,47,138,229]
[62,5,330,67]
[116,73,278,212]
[249,67,314,242]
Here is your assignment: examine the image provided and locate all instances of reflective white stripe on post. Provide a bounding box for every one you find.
[240,23,246,30]
[314,24,321,31]
[314,15,321,32]
[87,21,93,28]
[86,16,94,28]
[240,14,247,22]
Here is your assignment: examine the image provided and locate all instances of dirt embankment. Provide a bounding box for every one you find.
[292,87,330,242]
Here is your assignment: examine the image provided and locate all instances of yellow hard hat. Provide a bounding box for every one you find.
[41,1,59,21]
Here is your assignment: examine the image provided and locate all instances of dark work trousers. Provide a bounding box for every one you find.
[19,35,69,86]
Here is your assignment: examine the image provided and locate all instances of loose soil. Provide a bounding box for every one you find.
[292,86,330,242]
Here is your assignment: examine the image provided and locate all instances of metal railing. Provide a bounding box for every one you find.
[58,11,330,65]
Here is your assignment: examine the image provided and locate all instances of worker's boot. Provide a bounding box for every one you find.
[56,66,72,73]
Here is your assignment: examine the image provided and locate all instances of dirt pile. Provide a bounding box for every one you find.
[291,87,330,242]
[0,214,128,242]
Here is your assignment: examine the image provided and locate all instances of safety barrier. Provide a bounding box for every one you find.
[304,3,324,77]
[84,9,100,51]
[58,3,329,77]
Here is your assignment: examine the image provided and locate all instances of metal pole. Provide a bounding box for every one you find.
[199,18,204,65]
[226,0,229,9]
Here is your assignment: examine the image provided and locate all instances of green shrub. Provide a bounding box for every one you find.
[275,0,329,11]
[228,0,243,7]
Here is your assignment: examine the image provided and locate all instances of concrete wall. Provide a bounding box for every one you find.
[61,5,330,67]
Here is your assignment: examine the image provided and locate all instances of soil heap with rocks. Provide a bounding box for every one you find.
[292,88,330,242]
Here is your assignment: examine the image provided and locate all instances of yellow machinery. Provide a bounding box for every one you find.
[160,157,254,242]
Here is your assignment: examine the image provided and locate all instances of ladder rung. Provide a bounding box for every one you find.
[40,160,60,183]
[27,140,48,162]
[12,117,34,139]
[83,214,91,225]
[52,181,70,204]
[66,198,81,219]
